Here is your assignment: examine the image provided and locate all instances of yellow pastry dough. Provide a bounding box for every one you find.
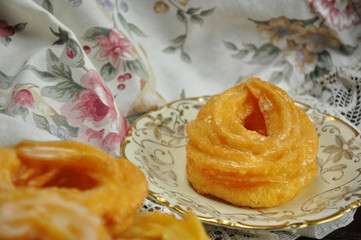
[0,140,148,235]
[186,78,319,208]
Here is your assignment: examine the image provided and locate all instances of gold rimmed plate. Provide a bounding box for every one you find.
[121,97,361,230]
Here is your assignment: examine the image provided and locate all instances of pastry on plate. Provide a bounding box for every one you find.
[186,78,319,208]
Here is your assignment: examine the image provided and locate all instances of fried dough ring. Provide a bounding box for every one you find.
[186,78,319,207]
[118,211,210,240]
[0,188,112,240]
[0,141,148,235]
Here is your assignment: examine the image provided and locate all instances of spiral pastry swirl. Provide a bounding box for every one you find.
[0,140,148,235]
[0,189,112,240]
[186,78,319,207]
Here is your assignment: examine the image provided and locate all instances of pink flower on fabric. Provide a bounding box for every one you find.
[67,48,74,58]
[95,29,134,68]
[65,90,113,124]
[61,70,130,154]
[101,132,121,153]
[310,0,361,31]
[13,89,35,108]
[83,45,91,54]
[77,128,123,155]
[61,70,117,128]
[0,20,15,37]
[78,128,106,147]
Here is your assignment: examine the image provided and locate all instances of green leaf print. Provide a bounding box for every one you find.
[223,41,238,51]
[243,43,257,52]
[306,65,329,80]
[41,80,84,102]
[46,50,72,80]
[275,60,293,78]
[249,16,319,27]
[315,51,333,72]
[200,8,215,16]
[50,28,86,68]
[30,67,57,81]
[269,71,283,84]
[125,59,147,80]
[128,23,148,37]
[163,46,177,53]
[339,44,358,55]
[50,27,69,45]
[116,12,147,38]
[117,12,130,33]
[14,23,27,33]
[305,51,334,80]
[100,62,118,81]
[223,41,258,60]
[180,51,191,64]
[41,49,85,102]
[33,112,51,133]
[176,9,186,22]
[269,60,293,84]
[42,0,53,14]
[50,115,79,138]
[289,16,319,27]
[0,71,15,89]
[65,38,85,68]
[186,7,200,15]
[0,36,12,47]
[13,106,29,121]
[249,43,280,64]
[190,15,204,26]
[83,27,110,41]
[163,3,215,63]
[47,48,60,64]
[172,35,186,44]
[0,21,27,46]
[0,64,58,91]
[232,49,249,59]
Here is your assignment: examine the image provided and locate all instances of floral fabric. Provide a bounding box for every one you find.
[0,0,361,239]
[1,0,360,157]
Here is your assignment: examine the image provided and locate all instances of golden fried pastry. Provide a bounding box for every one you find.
[0,141,148,235]
[0,188,112,240]
[186,78,319,208]
[117,211,210,240]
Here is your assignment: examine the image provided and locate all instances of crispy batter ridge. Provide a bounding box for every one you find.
[186,78,319,207]
[0,141,148,235]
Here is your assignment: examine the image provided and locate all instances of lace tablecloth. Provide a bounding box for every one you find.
[1,0,361,239]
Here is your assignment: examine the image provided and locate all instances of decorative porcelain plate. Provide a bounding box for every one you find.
[121,97,361,230]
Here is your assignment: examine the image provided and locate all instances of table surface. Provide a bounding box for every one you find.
[298,209,361,240]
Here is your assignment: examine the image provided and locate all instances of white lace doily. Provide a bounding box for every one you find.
[291,61,361,133]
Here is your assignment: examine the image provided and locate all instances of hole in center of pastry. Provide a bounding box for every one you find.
[243,94,268,136]
[12,164,99,190]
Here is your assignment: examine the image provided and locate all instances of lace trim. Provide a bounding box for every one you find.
[290,61,361,132]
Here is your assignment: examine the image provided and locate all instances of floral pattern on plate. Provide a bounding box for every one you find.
[121,97,361,230]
